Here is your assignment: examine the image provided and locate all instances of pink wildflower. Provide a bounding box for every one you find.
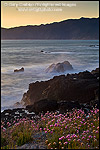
[88,135,92,138]
[64,142,68,145]
[40,128,42,131]
[50,124,53,127]
[54,123,57,127]
[7,122,9,125]
[87,139,89,141]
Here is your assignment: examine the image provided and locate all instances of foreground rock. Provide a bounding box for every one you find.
[21,68,99,106]
[17,132,47,149]
[1,99,99,128]
[45,61,73,73]
[17,142,47,149]
[1,108,38,129]
[26,99,58,114]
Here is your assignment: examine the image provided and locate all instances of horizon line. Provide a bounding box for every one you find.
[1,16,99,29]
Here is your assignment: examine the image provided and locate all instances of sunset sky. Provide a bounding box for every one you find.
[1,1,99,28]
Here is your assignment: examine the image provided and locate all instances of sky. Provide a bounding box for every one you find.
[1,1,99,28]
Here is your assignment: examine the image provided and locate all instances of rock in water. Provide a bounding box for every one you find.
[14,67,24,72]
[45,61,73,73]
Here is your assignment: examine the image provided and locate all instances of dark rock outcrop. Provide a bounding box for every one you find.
[1,108,36,129]
[78,70,97,79]
[25,99,93,115]
[91,67,99,78]
[26,99,58,114]
[21,69,99,106]
[14,67,24,72]
[58,101,81,113]
[41,50,44,52]
[1,99,98,127]
[45,61,73,73]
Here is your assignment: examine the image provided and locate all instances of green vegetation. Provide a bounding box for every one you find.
[1,108,99,149]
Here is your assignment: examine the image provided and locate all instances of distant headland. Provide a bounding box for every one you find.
[1,17,99,40]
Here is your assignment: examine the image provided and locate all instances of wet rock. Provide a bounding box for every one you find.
[21,69,99,106]
[45,61,73,73]
[41,50,44,52]
[89,45,96,47]
[2,109,13,114]
[14,67,24,72]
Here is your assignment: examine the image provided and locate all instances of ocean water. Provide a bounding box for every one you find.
[1,40,99,111]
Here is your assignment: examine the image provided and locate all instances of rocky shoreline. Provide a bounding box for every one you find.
[1,99,99,129]
[1,68,99,149]
[21,68,99,106]
[1,68,99,127]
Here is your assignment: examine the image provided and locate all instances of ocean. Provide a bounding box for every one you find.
[1,40,99,111]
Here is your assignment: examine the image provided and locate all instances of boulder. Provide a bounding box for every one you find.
[45,61,73,73]
[58,101,81,113]
[26,99,58,114]
[89,45,96,47]
[41,50,44,52]
[14,67,24,72]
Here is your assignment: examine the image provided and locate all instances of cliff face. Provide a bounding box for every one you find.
[1,17,99,40]
[21,69,99,106]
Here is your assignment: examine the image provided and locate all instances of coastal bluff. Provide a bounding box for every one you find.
[21,68,99,106]
[1,17,99,40]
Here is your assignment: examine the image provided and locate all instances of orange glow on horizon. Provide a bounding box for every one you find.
[1,1,99,28]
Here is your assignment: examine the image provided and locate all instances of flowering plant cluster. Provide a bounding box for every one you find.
[1,108,99,149]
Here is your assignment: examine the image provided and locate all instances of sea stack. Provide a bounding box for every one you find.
[45,61,73,73]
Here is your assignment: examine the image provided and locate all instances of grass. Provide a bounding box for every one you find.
[1,107,99,149]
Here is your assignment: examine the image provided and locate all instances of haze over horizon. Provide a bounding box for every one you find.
[1,1,99,28]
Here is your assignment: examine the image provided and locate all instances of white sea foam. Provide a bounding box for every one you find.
[43,51,74,54]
